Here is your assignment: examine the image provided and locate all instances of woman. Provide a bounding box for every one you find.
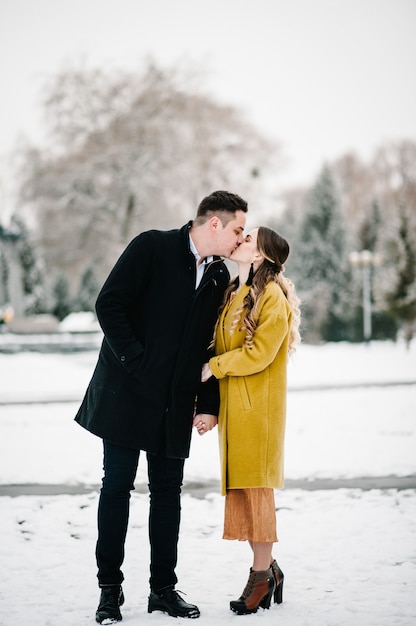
[196,226,301,615]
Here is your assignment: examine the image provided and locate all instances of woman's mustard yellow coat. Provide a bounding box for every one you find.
[209,282,291,496]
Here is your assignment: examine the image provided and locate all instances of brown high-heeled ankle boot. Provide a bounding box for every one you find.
[230,567,275,615]
[270,559,284,604]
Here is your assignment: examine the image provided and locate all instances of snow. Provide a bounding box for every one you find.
[59,312,101,333]
[0,339,415,625]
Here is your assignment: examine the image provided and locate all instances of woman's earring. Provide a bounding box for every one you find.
[246,263,254,286]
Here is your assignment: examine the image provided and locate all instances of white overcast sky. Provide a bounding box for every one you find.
[1,0,415,192]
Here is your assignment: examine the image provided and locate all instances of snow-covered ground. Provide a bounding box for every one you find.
[0,339,415,625]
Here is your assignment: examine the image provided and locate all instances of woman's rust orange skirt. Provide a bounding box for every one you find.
[223,487,278,542]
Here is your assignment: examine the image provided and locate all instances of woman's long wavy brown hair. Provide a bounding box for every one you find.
[213,226,301,354]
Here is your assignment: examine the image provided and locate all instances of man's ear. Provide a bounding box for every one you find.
[208,216,220,231]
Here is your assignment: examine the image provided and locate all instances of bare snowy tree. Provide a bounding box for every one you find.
[17,60,280,295]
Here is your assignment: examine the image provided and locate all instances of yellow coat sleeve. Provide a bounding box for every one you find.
[209,285,290,379]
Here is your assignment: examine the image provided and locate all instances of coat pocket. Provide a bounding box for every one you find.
[237,377,252,411]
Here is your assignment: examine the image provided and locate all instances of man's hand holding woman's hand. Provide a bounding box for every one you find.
[193,413,217,436]
[194,363,216,435]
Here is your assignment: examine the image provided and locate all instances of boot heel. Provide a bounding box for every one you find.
[271,559,284,604]
[274,579,283,604]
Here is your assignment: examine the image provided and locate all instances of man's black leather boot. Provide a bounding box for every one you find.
[148,587,200,618]
[96,585,124,623]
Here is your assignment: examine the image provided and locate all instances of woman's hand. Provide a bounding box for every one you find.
[193,413,218,436]
[201,362,213,382]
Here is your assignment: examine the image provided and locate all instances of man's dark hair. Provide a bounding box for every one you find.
[195,190,248,226]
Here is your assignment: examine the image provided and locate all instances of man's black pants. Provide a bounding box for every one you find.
[96,440,185,592]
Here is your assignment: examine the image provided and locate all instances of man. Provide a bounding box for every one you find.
[75,190,248,623]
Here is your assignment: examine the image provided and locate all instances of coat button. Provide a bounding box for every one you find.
[121,356,126,362]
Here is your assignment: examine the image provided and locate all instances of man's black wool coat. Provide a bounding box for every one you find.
[75,222,230,458]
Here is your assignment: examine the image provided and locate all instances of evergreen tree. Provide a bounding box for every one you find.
[52,275,72,321]
[358,200,381,251]
[0,247,9,304]
[75,266,100,312]
[374,202,416,346]
[18,239,48,314]
[291,165,347,342]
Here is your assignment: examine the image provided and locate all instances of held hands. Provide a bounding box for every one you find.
[195,363,216,435]
[193,413,218,436]
[201,362,213,383]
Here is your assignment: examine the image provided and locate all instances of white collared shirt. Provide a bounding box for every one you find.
[189,235,213,288]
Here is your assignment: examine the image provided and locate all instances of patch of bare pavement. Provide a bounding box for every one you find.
[1,476,416,498]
